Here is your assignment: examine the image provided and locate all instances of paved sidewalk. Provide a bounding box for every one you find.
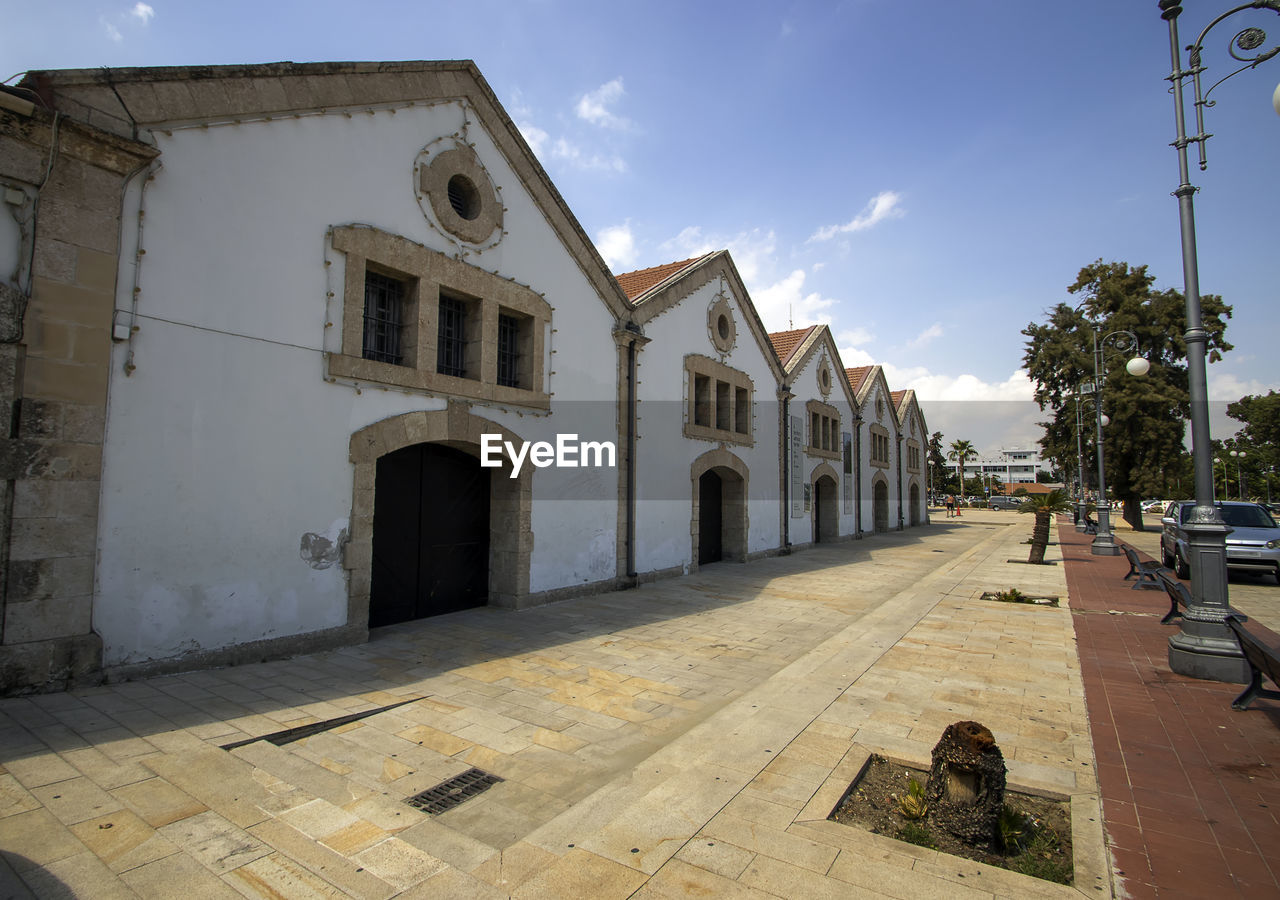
[1064,524,1280,899]
[0,512,1136,898]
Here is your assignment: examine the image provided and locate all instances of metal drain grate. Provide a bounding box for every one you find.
[406,768,503,815]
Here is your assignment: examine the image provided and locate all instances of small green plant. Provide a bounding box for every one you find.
[998,805,1029,853]
[994,588,1027,603]
[896,821,936,848]
[1001,807,1071,884]
[897,775,928,820]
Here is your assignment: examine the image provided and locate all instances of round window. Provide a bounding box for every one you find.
[447,174,481,221]
[820,368,830,389]
[717,314,730,341]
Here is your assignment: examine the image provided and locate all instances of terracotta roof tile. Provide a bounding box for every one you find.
[767,327,816,365]
[614,256,708,300]
[845,366,873,393]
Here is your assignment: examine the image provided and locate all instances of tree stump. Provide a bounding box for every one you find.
[923,721,1006,847]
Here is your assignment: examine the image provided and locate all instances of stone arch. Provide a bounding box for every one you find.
[909,480,922,527]
[347,403,532,629]
[810,460,840,544]
[872,472,890,534]
[691,448,749,566]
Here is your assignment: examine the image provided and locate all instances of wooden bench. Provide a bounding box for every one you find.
[1156,569,1190,625]
[1225,615,1280,711]
[1122,545,1166,591]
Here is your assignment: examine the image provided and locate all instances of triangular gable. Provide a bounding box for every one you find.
[620,250,786,383]
[849,365,899,434]
[617,255,711,302]
[893,389,927,441]
[774,325,860,411]
[767,327,817,369]
[20,60,631,319]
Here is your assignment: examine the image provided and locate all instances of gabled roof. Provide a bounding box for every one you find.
[845,366,874,395]
[767,327,817,368]
[617,250,785,382]
[616,256,709,301]
[19,60,632,319]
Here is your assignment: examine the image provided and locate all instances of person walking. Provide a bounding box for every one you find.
[945,494,955,518]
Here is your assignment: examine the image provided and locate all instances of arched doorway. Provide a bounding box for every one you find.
[370,443,489,627]
[909,482,921,527]
[691,450,748,567]
[812,464,839,544]
[698,470,724,564]
[348,407,532,631]
[873,477,890,534]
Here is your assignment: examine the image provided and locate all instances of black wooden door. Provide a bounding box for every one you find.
[699,471,722,565]
[370,443,489,627]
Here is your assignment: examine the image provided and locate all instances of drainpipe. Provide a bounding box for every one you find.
[781,388,791,552]
[853,413,863,537]
[897,434,905,530]
[624,324,640,579]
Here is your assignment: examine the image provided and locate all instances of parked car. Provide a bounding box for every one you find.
[989,496,1026,510]
[1160,500,1280,583]
[1141,499,1166,514]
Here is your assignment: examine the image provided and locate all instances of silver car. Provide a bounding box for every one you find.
[1160,501,1280,583]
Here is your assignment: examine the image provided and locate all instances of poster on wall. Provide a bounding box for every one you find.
[790,415,803,518]
[842,432,853,515]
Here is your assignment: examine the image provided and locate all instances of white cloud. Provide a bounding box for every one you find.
[660,226,837,330]
[102,18,124,41]
[837,327,874,347]
[907,323,944,349]
[753,269,836,330]
[576,78,631,130]
[551,137,627,173]
[1205,370,1278,401]
[596,222,638,270]
[810,190,905,242]
[131,2,155,23]
[517,122,550,159]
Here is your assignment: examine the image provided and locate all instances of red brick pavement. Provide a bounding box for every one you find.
[1060,521,1280,898]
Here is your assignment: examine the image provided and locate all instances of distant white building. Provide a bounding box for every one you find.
[963,448,1048,485]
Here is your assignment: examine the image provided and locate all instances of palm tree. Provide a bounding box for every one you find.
[948,440,977,500]
[1018,489,1073,564]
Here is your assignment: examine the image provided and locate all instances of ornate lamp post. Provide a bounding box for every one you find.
[1077,325,1149,556]
[1158,0,1279,682]
[1068,386,1100,532]
[1230,449,1247,499]
[1215,456,1228,496]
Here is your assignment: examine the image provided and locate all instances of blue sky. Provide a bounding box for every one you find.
[6,0,1278,457]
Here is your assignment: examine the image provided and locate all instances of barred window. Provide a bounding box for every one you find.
[362,271,406,365]
[497,313,520,388]
[437,295,467,378]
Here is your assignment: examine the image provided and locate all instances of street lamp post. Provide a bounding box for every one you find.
[1215,456,1228,497]
[1081,325,1149,556]
[1069,386,1102,532]
[1230,449,1247,499]
[1158,0,1279,682]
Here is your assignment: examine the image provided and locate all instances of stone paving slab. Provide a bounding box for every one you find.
[0,511,1113,898]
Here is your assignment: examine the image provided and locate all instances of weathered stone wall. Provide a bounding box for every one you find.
[0,102,156,693]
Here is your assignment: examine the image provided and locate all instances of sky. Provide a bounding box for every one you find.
[5,0,1278,461]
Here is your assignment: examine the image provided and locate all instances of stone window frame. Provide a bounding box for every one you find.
[684,354,754,446]
[906,438,922,473]
[870,423,892,468]
[328,226,550,409]
[805,399,841,461]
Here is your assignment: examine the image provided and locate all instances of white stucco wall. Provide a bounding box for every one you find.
[632,277,782,573]
[95,101,619,666]
[786,341,858,544]
[858,376,902,533]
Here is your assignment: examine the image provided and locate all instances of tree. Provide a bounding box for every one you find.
[1022,260,1232,530]
[1225,391,1280,497]
[1018,489,1073,564]
[948,440,977,496]
[928,431,948,495]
